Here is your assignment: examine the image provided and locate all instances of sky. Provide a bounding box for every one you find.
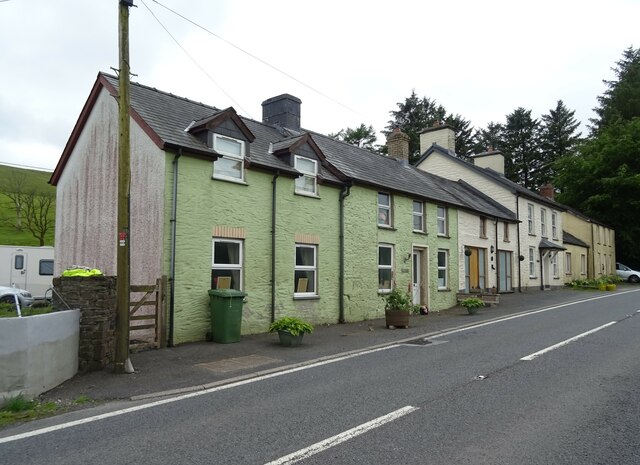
[0,0,638,172]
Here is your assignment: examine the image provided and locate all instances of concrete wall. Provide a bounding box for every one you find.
[0,310,79,400]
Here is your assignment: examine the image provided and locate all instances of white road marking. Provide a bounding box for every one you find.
[520,321,617,361]
[0,345,396,444]
[263,406,419,465]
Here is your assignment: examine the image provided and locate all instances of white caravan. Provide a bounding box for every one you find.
[0,245,55,300]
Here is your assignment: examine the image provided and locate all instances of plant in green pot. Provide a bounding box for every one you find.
[460,297,485,315]
[382,288,413,328]
[269,316,314,347]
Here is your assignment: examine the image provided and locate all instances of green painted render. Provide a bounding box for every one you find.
[342,185,458,320]
[163,154,341,344]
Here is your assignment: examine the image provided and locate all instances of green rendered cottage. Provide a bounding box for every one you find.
[50,73,517,345]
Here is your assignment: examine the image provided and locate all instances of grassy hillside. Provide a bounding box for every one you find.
[0,164,55,246]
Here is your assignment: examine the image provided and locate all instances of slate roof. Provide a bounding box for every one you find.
[56,72,517,221]
[562,230,589,248]
[417,144,566,211]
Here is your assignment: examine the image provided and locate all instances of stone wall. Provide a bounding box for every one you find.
[52,276,117,372]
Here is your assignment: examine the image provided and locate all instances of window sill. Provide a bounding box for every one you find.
[212,176,248,186]
[412,231,428,236]
[437,234,450,239]
[528,233,537,237]
[529,276,538,280]
[293,295,320,300]
[378,225,396,231]
[378,290,392,295]
[437,288,451,292]
[294,191,321,199]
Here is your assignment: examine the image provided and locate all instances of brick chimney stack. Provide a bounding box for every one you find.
[387,127,410,163]
[539,183,555,200]
[419,123,456,154]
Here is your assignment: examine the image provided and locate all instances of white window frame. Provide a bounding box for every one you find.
[378,192,392,227]
[437,249,448,289]
[529,246,536,277]
[294,155,318,196]
[565,252,572,274]
[551,211,558,239]
[527,203,535,235]
[212,134,245,182]
[540,208,547,237]
[580,254,586,275]
[212,239,243,290]
[437,206,447,236]
[294,244,317,297]
[503,222,510,242]
[412,200,425,232]
[479,217,487,238]
[378,244,394,292]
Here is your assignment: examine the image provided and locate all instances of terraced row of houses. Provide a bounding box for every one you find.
[50,73,616,344]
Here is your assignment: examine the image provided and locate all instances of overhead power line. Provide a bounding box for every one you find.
[149,0,361,117]
[139,0,251,116]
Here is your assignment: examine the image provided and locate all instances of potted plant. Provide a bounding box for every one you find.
[460,297,485,315]
[382,288,412,328]
[268,316,314,347]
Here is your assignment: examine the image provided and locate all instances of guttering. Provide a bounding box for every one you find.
[338,181,352,324]
[271,171,280,323]
[168,149,182,347]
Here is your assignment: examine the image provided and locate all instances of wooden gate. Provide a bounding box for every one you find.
[129,276,167,351]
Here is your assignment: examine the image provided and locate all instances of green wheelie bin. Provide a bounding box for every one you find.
[208,289,246,343]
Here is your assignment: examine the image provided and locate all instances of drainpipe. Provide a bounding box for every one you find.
[516,193,522,292]
[338,182,352,324]
[168,149,181,347]
[271,171,280,323]
[494,218,499,291]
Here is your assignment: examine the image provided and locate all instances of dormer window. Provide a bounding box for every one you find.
[294,155,318,196]
[213,134,244,182]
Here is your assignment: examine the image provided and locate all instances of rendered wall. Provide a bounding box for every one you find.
[342,185,458,320]
[0,310,79,400]
[54,87,165,288]
[166,155,341,344]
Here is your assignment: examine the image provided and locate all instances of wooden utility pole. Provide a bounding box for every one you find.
[114,0,134,374]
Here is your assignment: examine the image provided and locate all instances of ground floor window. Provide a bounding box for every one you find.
[212,239,243,290]
[529,247,536,277]
[565,252,572,274]
[580,254,587,275]
[378,244,393,292]
[295,244,317,296]
[437,249,448,289]
[551,253,559,278]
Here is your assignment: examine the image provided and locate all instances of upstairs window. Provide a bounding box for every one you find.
[412,201,425,232]
[527,203,535,235]
[294,155,318,196]
[213,134,244,182]
[437,206,447,236]
[551,211,558,239]
[378,193,392,227]
[479,217,487,238]
[540,208,547,237]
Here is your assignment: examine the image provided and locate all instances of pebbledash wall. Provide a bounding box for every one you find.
[342,185,459,319]
[165,155,341,344]
[0,309,79,399]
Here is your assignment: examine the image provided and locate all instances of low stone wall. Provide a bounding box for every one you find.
[0,309,80,400]
[52,276,117,372]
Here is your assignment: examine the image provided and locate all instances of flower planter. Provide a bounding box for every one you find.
[385,310,410,328]
[277,330,304,347]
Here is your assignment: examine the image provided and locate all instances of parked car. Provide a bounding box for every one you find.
[0,285,34,308]
[616,262,640,283]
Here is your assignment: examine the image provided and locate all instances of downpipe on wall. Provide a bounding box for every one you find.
[168,149,181,347]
